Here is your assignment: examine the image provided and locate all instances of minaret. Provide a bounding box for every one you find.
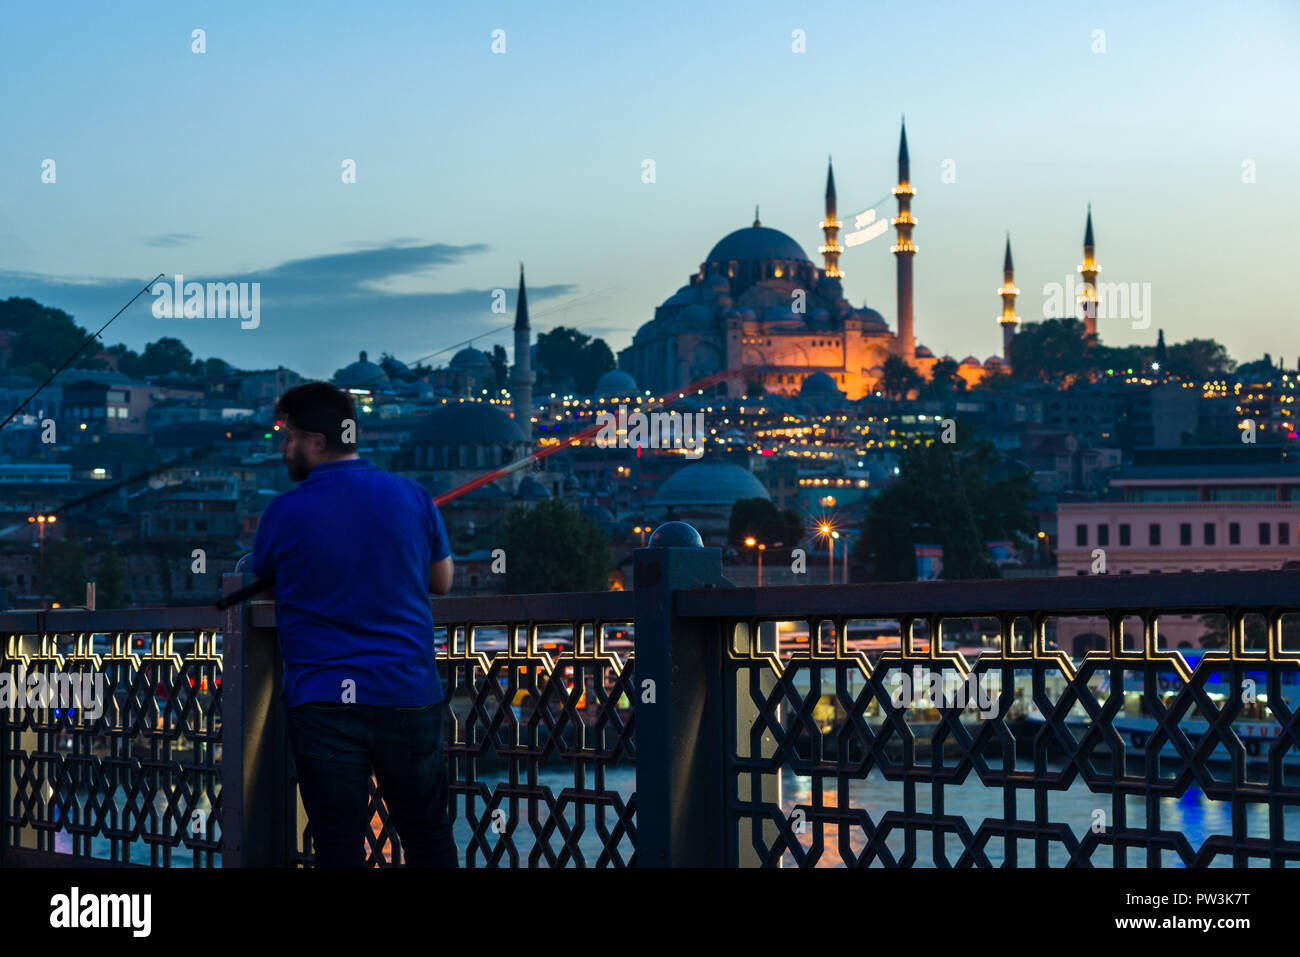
[891,119,916,363]
[819,156,843,279]
[1077,204,1101,337]
[510,263,534,441]
[998,233,1020,358]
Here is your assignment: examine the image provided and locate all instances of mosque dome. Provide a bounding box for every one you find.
[799,371,841,396]
[595,368,639,397]
[678,304,714,326]
[450,347,492,370]
[916,345,935,358]
[334,350,387,388]
[652,462,770,508]
[412,401,527,445]
[705,226,809,265]
[856,307,889,331]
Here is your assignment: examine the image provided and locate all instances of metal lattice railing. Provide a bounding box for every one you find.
[8,561,1300,868]
[681,571,1300,867]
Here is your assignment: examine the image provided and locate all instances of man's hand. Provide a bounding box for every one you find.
[429,555,453,596]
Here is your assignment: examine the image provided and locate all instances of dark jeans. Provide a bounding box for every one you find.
[285,701,458,868]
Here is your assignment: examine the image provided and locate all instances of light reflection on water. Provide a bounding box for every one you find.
[64,762,1291,867]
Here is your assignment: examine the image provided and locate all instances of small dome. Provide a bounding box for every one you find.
[960,355,982,366]
[413,402,527,445]
[450,347,492,370]
[516,476,549,499]
[914,345,933,358]
[816,276,844,300]
[762,303,799,322]
[984,356,1009,369]
[705,226,810,265]
[595,369,638,397]
[334,350,387,387]
[706,272,730,292]
[856,307,889,331]
[652,462,770,508]
[799,371,841,396]
[660,286,698,308]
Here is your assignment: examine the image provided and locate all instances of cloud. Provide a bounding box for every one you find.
[141,232,202,247]
[0,241,578,379]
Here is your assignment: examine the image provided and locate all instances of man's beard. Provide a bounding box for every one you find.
[285,451,310,481]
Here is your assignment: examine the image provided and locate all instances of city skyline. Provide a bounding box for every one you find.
[1,0,1297,381]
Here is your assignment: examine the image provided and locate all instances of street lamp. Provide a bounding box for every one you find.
[745,537,766,586]
[820,523,836,585]
[633,525,648,546]
[28,514,56,603]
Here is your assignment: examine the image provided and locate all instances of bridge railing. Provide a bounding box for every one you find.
[6,535,1300,866]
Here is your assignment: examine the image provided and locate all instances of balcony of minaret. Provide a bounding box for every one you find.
[890,240,918,254]
[819,217,840,231]
[892,183,915,196]
[891,212,916,226]
[1077,263,1101,274]
[998,282,1020,297]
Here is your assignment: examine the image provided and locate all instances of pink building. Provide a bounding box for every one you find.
[1055,451,1300,650]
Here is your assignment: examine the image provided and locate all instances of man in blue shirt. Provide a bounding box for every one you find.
[250,382,457,867]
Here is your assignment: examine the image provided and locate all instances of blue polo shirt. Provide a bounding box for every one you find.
[249,458,451,708]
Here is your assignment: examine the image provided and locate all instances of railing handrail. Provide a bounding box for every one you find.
[676,568,1300,618]
[248,589,634,629]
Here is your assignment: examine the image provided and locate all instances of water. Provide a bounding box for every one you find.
[50,762,1292,867]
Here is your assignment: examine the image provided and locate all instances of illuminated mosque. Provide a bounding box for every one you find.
[619,121,1029,400]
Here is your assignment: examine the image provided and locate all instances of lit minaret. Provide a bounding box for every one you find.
[819,156,843,279]
[998,233,1020,358]
[510,263,534,441]
[891,118,916,363]
[1077,204,1101,337]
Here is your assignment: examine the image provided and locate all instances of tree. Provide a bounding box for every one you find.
[922,357,966,399]
[851,434,1035,581]
[490,344,509,392]
[1165,338,1235,382]
[137,337,195,377]
[726,498,803,550]
[880,355,923,400]
[1198,614,1268,650]
[1007,318,1098,387]
[498,498,611,593]
[0,297,103,379]
[535,326,615,395]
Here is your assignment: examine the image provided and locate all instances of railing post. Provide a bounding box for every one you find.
[220,572,288,866]
[632,522,730,867]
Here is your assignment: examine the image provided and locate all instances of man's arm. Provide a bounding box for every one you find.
[429,555,454,595]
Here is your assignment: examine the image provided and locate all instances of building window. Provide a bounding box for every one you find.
[1281,523,1291,546]
[1097,525,1109,547]
[1204,523,1216,545]
[1229,522,1240,545]
[1180,523,1192,546]
[1260,522,1272,546]
[1076,524,1088,547]
[1149,524,1161,546]
[1119,524,1131,546]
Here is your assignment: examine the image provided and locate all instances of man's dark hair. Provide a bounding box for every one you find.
[275,382,358,453]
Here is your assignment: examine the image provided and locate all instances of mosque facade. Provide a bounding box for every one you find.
[619,121,1009,400]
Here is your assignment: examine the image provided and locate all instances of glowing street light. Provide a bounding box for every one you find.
[745,537,766,586]
[28,514,56,600]
[633,525,648,546]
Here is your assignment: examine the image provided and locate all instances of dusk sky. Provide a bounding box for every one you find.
[2,0,1297,381]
